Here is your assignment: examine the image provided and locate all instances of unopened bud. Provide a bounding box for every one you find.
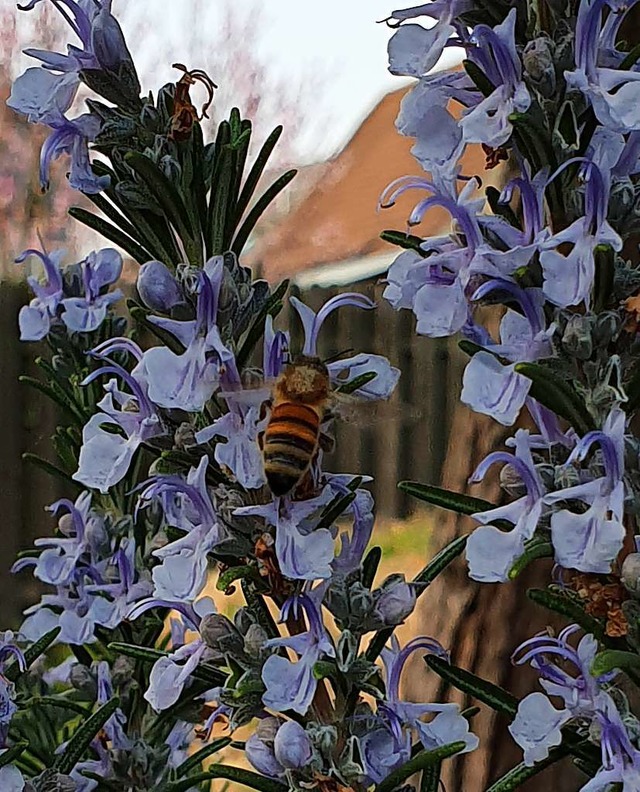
[523,37,556,96]
[622,553,640,596]
[246,718,284,779]
[274,720,313,769]
[69,664,97,699]
[200,613,237,649]
[32,769,78,792]
[373,575,416,626]
[500,463,527,498]
[243,624,268,657]
[562,314,593,360]
[137,260,183,313]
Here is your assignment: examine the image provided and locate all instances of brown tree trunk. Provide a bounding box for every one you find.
[404,404,581,792]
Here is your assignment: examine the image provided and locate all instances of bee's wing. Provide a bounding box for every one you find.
[327,391,422,426]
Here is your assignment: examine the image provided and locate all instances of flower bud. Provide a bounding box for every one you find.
[246,718,284,778]
[373,575,416,626]
[274,720,313,769]
[200,613,237,650]
[69,664,97,699]
[500,463,527,498]
[562,314,593,360]
[244,623,268,657]
[523,37,556,96]
[32,769,77,792]
[137,260,183,313]
[622,553,640,596]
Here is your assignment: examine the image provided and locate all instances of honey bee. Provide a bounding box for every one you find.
[261,356,332,497]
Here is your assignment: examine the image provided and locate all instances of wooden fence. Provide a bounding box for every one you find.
[0,277,465,624]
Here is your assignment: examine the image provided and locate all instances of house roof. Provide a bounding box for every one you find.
[246,84,497,284]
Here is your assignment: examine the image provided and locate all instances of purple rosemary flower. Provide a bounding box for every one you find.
[136,260,183,314]
[544,407,626,573]
[461,282,555,425]
[540,159,621,308]
[466,429,546,582]
[290,292,375,357]
[461,10,531,147]
[74,341,162,493]
[235,486,335,581]
[273,720,314,769]
[129,596,216,711]
[15,248,64,341]
[11,492,105,586]
[331,474,375,575]
[60,248,123,332]
[0,760,24,792]
[387,1,471,78]
[361,635,477,784]
[508,625,636,779]
[261,592,335,715]
[566,0,640,133]
[39,111,109,193]
[246,718,286,779]
[138,457,223,602]
[139,257,234,412]
[0,634,26,749]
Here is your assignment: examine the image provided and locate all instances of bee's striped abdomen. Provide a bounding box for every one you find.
[263,402,320,496]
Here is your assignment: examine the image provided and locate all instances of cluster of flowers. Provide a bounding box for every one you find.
[383,0,640,786]
[0,1,483,791]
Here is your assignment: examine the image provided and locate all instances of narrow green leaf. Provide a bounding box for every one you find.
[514,363,596,435]
[425,655,518,716]
[590,650,640,678]
[19,375,86,423]
[175,736,232,777]
[217,565,260,593]
[362,546,382,589]
[163,764,288,792]
[124,152,201,266]
[235,125,283,223]
[413,534,469,589]
[420,761,442,792]
[84,191,143,245]
[22,453,78,489]
[68,207,150,264]
[25,696,92,717]
[316,491,357,531]
[398,481,497,516]
[235,279,289,368]
[527,589,606,641]
[380,229,426,253]
[231,170,297,256]
[0,741,28,770]
[54,697,120,774]
[336,371,377,395]
[485,746,573,792]
[458,339,485,358]
[208,143,236,256]
[376,742,466,792]
[462,59,496,97]
[508,541,554,579]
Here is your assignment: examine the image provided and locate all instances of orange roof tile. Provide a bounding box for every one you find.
[247,83,499,284]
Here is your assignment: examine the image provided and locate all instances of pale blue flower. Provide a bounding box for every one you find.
[61,248,123,332]
[261,592,335,715]
[136,260,183,313]
[545,408,626,573]
[139,258,232,412]
[273,720,314,769]
[466,429,546,582]
[235,487,335,581]
[461,10,531,147]
[74,344,162,493]
[15,248,65,341]
[461,282,554,426]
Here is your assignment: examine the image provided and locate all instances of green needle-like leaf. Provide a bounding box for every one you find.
[398,481,497,516]
[508,541,554,579]
[175,737,232,777]
[68,207,151,264]
[590,650,640,678]
[162,764,288,792]
[362,546,382,589]
[527,589,606,641]
[425,655,518,716]
[231,170,297,256]
[375,742,466,792]
[485,746,575,792]
[54,697,120,774]
[514,363,595,435]
[235,125,283,223]
[380,229,427,253]
[0,741,28,769]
